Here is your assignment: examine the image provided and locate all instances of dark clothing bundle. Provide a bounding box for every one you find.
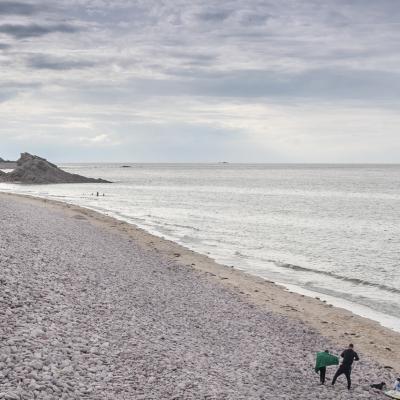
[370,382,386,390]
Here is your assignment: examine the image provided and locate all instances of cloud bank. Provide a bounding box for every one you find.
[0,0,399,162]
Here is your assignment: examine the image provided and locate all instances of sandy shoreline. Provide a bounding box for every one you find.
[0,191,399,398]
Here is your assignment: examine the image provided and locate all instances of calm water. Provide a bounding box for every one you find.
[1,164,400,330]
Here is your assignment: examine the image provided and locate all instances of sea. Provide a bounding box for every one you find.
[1,163,399,331]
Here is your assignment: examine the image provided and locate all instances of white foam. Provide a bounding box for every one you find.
[281,283,400,332]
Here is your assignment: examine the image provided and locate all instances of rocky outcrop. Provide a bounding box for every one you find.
[0,153,111,184]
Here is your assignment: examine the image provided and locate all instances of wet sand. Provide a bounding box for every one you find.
[0,192,398,399]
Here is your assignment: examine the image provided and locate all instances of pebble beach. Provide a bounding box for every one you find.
[0,193,397,399]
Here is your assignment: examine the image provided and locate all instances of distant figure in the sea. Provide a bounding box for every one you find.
[314,350,338,384]
[394,377,400,391]
[331,343,359,390]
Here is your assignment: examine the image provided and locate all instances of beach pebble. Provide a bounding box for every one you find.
[4,393,19,400]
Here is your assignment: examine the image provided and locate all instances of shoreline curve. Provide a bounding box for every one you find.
[1,190,400,374]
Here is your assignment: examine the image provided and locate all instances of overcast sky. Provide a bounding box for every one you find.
[0,0,399,162]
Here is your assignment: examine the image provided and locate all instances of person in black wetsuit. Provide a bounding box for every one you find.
[331,343,359,390]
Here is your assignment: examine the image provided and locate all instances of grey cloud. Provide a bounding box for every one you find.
[0,1,37,16]
[1,0,400,162]
[182,59,216,67]
[168,51,217,67]
[0,90,17,103]
[237,13,269,26]
[0,23,78,38]
[196,10,232,22]
[0,81,41,102]
[169,51,216,62]
[28,54,97,70]
[169,68,400,100]
[73,66,400,104]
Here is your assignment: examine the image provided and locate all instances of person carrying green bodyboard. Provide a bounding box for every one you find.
[315,350,339,384]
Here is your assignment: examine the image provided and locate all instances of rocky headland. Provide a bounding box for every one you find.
[0,153,110,184]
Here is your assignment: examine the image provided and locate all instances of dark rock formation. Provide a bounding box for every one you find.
[0,153,111,184]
